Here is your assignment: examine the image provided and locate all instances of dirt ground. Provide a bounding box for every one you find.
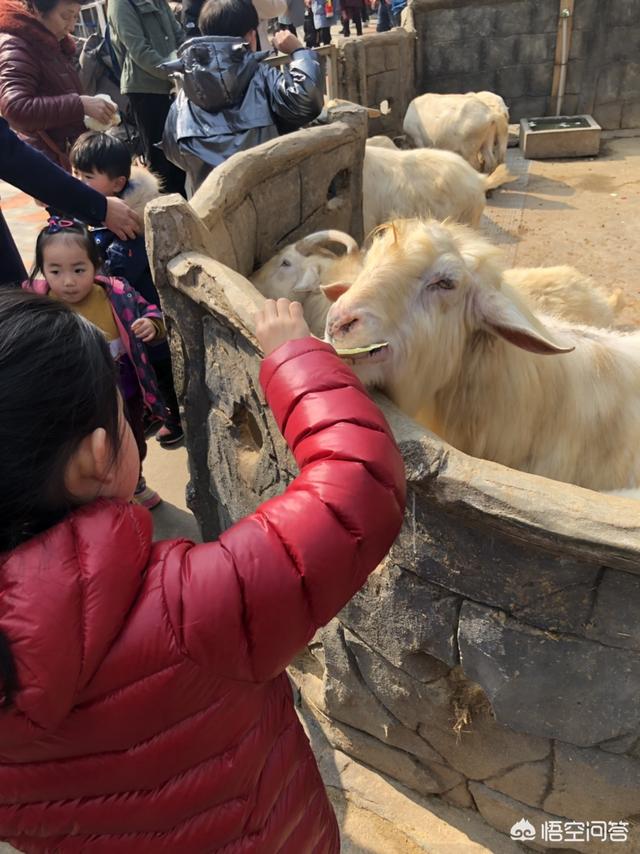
[482,134,640,328]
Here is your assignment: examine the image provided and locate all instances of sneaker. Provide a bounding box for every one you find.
[143,412,163,439]
[134,478,162,510]
[156,421,184,447]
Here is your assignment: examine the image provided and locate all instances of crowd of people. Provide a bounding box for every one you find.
[0,0,407,848]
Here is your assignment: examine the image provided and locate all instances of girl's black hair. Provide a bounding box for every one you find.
[198,0,259,37]
[0,289,121,707]
[29,219,103,283]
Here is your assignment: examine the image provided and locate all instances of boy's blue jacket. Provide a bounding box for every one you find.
[92,165,171,363]
[162,36,323,195]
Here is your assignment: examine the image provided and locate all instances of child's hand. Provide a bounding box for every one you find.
[255,299,310,356]
[273,31,304,54]
[132,318,157,343]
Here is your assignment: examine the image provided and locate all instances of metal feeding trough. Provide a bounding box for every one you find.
[520,114,601,159]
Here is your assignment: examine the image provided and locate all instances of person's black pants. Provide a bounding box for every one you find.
[317,25,331,44]
[128,93,186,197]
[152,354,181,426]
[342,9,362,35]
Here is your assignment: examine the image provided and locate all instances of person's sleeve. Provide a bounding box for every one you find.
[253,0,288,18]
[0,118,107,223]
[109,0,172,80]
[264,49,324,129]
[160,338,406,682]
[0,45,83,133]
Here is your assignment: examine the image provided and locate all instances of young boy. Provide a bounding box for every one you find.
[161,0,324,196]
[70,131,184,447]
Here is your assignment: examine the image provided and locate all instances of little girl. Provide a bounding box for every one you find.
[0,291,405,851]
[24,218,166,509]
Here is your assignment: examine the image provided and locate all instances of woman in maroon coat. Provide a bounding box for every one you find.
[0,293,406,851]
[0,0,115,168]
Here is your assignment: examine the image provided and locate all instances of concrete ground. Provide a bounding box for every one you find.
[2,132,639,852]
[482,133,640,327]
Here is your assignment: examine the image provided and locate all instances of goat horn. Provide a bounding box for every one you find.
[295,230,359,257]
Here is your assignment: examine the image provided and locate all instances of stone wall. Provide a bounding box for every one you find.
[408,0,640,129]
[147,111,640,851]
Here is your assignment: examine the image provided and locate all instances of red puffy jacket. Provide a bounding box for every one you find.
[0,338,406,852]
[0,1,85,167]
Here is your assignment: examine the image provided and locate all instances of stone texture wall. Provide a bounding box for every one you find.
[572,0,640,130]
[147,108,640,852]
[408,0,640,129]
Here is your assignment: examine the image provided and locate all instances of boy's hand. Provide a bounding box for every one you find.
[131,318,157,343]
[255,299,310,356]
[273,31,304,54]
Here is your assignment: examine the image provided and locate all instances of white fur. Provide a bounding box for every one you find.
[122,165,163,228]
[363,139,512,234]
[324,219,640,491]
[403,91,509,174]
[250,237,362,336]
[504,266,624,327]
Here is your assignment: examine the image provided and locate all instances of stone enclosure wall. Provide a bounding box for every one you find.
[408,0,640,129]
[148,109,640,852]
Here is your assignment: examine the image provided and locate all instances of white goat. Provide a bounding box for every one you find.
[323,219,640,491]
[504,266,624,327]
[403,92,509,173]
[363,139,513,234]
[250,230,361,336]
[252,231,623,336]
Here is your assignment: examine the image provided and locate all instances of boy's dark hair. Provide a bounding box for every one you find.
[70,131,132,182]
[198,0,259,37]
[0,289,122,707]
[30,220,104,282]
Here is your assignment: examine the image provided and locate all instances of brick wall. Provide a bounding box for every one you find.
[408,0,640,129]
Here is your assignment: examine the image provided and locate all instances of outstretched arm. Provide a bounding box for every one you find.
[162,300,406,682]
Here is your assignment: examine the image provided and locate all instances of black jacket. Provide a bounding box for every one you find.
[0,117,107,286]
[162,37,323,195]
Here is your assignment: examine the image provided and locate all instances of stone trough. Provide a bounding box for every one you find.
[147,104,640,853]
[520,114,602,160]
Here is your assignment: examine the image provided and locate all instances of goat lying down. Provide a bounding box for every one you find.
[403,91,509,173]
[250,230,362,336]
[363,137,513,233]
[251,229,624,336]
[323,219,640,492]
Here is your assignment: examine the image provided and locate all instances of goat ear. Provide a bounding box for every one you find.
[477,289,575,355]
[321,281,351,302]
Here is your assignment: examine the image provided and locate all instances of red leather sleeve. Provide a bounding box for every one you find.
[161,338,406,682]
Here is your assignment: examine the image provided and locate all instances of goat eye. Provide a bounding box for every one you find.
[432,277,455,290]
[281,259,292,268]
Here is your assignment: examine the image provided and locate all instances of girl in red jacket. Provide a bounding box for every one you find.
[0,290,405,852]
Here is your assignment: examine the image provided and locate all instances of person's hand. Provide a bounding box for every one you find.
[272,30,304,54]
[131,318,157,343]
[103,197,142,240]
[255,298,310,356]
[80,95,117,124]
